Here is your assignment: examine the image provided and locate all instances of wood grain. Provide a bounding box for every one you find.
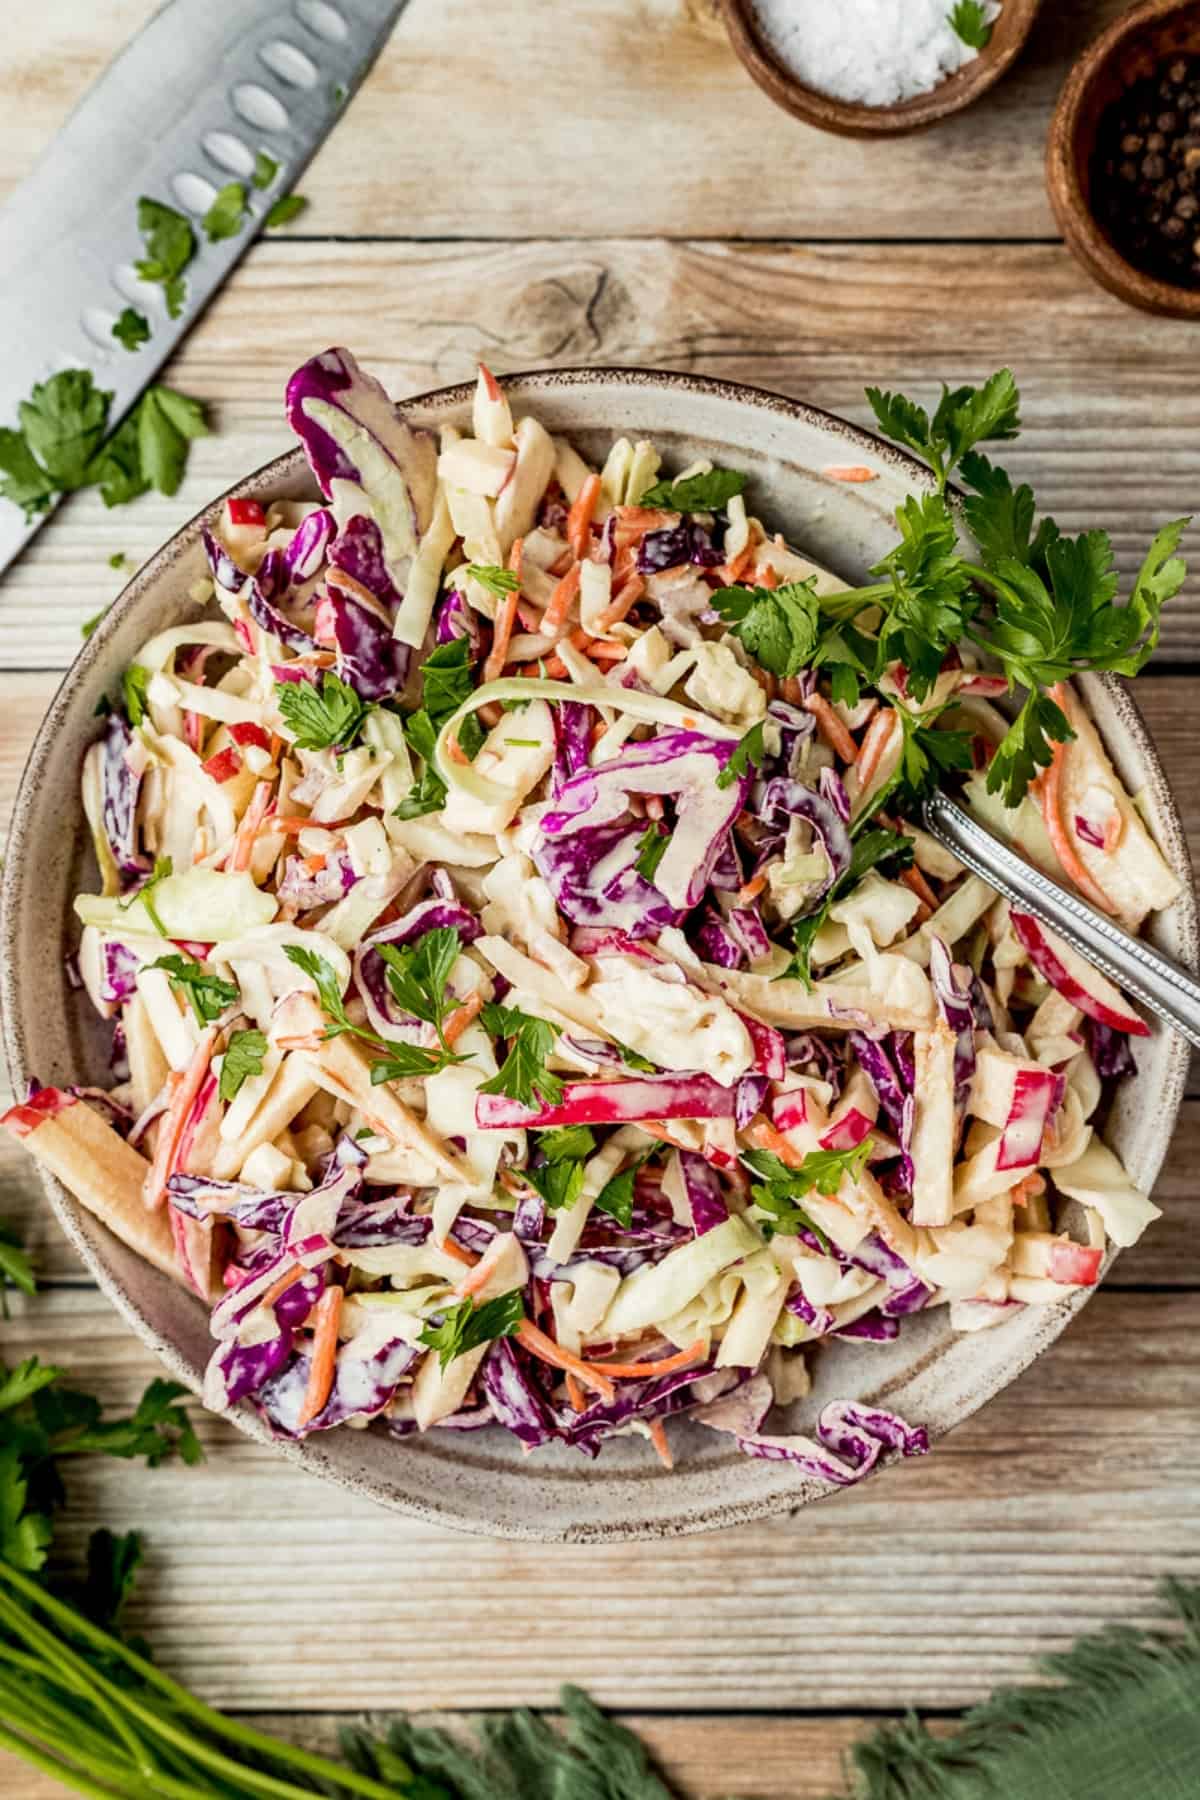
[2,1712,875,1800]
[0,1284,1196,1720]
[4,238,1200,670]
[0,0,1140,242]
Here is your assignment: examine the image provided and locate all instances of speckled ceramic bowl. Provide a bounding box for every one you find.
[3,369,1194,1540]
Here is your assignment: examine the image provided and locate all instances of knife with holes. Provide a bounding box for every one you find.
[0,0,409,578]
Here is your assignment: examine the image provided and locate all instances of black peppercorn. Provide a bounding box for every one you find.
[1091,55,1200,286]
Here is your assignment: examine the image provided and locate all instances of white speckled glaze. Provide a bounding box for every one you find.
[3,369,1194,1540]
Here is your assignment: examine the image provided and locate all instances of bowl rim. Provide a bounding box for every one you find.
[1046,0,1200,319]
[719,0,1043,138]
[3,363,1194,1540]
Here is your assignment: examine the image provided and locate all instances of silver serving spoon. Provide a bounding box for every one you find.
[920,790,1200,1053]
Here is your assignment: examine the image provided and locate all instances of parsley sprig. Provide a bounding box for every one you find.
[276,670,372,751]
[639,467,747,511]
[218,1027,268,1103]
[418,1288,525,1371]
[396,640,486,820]
[948,0,992,50]
[744,1141,872,1237]
[711,578,820,679]
[148,954,238,1026]
[478,1002,564,1110]
[283,934,470,1084]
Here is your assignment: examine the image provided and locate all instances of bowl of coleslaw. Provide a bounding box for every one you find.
[2,359,1193,1540]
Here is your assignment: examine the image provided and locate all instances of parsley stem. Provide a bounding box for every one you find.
[817,580,892,620]
[0,1564,409,1800]
[0,1667,151,1789]
[0,1596,153,1773]
[0,1716,132,1800]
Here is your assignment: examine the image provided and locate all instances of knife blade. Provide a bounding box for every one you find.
[0,0,409,577]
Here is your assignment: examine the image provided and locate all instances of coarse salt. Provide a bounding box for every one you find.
[751,0,1001,108]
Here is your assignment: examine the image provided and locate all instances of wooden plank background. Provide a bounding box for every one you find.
[2,4,1198,1796]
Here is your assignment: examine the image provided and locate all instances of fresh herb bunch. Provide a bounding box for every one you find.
[0,369,207,520]
[711,372,1188,810]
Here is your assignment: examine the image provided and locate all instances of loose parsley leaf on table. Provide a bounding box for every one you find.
[0,1222,35,1317]
[20,370,112,490]
[711,577,820,679]
[265,193,308,228]
[111,307,151,353]
[252,151,278,190]
[419,1288,524,1371]
[276,670,372,750]
[148,955,238,1026]
[218,1027,268,1103]
[479,1002,564,1110]
[638,467,747,512]
[135,196,196,318]
[135,387,209,498]
[203,181,247,243]
[947,0,992,50]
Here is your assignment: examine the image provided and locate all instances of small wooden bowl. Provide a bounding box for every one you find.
[720,0,1042,137]
[1047,0,1200,318]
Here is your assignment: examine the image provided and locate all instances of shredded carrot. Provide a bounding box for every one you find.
[445,736,470,766]
[900,863,939,911]
[586,1338,706,1381]
[482,536,524,681]
[443,990,484,1047]
[303,853,327,875]
[226,779,274,873]
[1036,698,1118,915]
[520,654,568,680]
[541,562,581,640]
[647,1417,674,1470]
[516,1319,616,1402]
[613,505,675,539]
[745,1118,805,1170]
[439,1237,479,1270]
[715,545,752,586]
[454,1253,503,1301]
[565,1372,587,1413]
[1103,812,1125,853]
[1011,1172,1047,1206]
[803,692,858,764]
[567,473,601,562]
[780,676,806,706]
[754,564,780,590]
[297,1286,343,1428]
[143,1027,219,1210]
[854,707,899,793]
[589,718,608,746]
[824,464,878,483]
[269,816,317,835]
[582,638,627,665]
[261,1263,306,1309]
[736,872,768,907]
[594,575,645,633]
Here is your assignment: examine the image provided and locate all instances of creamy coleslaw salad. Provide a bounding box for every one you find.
[3,352,1181,1481]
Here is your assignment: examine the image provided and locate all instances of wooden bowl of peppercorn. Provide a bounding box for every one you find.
[1048,0,1200,317]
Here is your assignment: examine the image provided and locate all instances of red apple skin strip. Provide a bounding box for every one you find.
[3,1097,185,1290]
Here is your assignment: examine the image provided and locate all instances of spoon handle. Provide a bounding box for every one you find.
[920,790,1200,1052]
